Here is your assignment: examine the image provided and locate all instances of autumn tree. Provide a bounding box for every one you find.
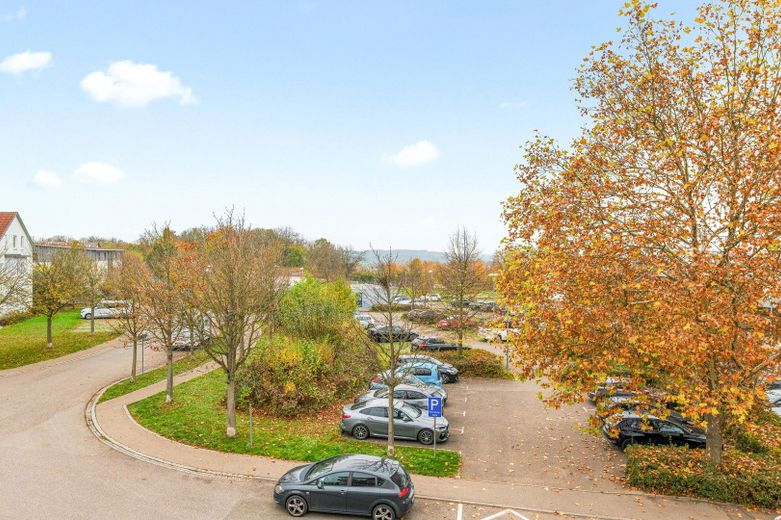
[80,255,107,334]
[106,253,149,383]
[32,247,87,348]
[500,0,781,465]
[404,258,424,309]
[138,226,187,403]
[357,248,414,458]
[306,238,361,280]
[439,228,485,352]
[200,212,284,437]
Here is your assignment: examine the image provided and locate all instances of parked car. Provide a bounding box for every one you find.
[436,315,479,330]
[80,300,129,320]
[369,371,448,401]
[397,361,442,387]
[354,313,376,329]
[767,381,781,404]
[470,300,499,312]
[406,309,444,324]
[172,326,212,350]
[392,296,413,306]
[477,326,519,342]
[341,398,449,445]
[410,336,468,352]
[602,411,706,450]
[397,354,459,383]
[587,377,632,402]
[368,325,418,343]
[449,299,473,308]
[419,294,441,303]
[354,383,444,409]
[273,454,414,519]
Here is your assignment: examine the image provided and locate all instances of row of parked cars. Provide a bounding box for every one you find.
[595,377,781,450]
[341,353,458,447]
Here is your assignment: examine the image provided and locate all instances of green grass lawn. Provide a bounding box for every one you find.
[0,310,118,370]
[129,369,461,477]
[99,349,211,403]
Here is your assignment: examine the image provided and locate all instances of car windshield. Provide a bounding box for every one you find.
[400,403,421,418]
[306,459,337,480]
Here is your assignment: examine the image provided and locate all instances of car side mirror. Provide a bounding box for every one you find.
[317,479,325,489]
[403,417,412,422]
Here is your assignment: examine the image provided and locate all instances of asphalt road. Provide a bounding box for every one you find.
[2,338,557,520]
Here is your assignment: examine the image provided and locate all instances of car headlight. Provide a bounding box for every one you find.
[274,484,284,494]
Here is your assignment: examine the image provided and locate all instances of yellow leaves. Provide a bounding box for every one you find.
[694,16,705,24]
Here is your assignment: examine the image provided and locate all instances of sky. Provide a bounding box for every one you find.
[0,1,699,252]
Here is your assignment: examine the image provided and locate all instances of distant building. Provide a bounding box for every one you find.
[0,212,33,316]
[34,242,124,270]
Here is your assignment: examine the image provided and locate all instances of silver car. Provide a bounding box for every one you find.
[369,372,448,401]
[341,398,449,445]
[354,384,445,409]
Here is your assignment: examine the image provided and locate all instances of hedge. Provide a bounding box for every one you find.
[434,349,514,379]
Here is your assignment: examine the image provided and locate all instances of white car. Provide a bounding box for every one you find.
[478,326,519,342]
[419,294,441,303]
[766,381,781,406]
[355,314,376,329]
[80,301,129,320]
[392,296,413,306]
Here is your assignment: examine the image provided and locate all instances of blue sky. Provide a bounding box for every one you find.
[0,1,698,252]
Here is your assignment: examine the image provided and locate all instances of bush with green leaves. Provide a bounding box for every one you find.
[237,333,379,417]
[434,349,513,379]
[277,276,356,340]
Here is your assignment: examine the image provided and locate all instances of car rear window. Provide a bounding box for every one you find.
[390,468,410,489]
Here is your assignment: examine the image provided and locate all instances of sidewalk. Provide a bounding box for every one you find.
[91,365,774,520]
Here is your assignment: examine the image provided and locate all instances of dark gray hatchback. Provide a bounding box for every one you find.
[273,454,414,519]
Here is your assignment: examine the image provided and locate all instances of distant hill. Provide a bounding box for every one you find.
[359,249,493,264]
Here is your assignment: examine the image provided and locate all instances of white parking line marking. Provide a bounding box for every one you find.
[480,510,531,520]
[462,410,466,417]
[456,503,463,520]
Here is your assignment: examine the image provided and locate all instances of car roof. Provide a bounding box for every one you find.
[398,361,438,370]
[319,454,401,476]
[360,397,418,409]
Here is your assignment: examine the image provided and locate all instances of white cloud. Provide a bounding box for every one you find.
[73,162,125,184]
[0,50,52,75]
[382,140,440,169]
[498,100,528,109]
[80,60,197,107]
[32,170,61,189]
[1,8,26,23]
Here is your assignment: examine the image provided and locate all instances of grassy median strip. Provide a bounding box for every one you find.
[0,311,118,370]
[129,369,461,477]
[99,349,211,403]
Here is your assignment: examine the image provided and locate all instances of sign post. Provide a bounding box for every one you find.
[427,396,443,452]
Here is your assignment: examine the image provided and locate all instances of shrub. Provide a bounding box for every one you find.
[434,349,513,379]
[237,332,380,417]
[277,276,356,340]
[626,445,781,509]
[0,309,35,327]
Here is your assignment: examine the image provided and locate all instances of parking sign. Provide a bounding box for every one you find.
[427,396,443,418]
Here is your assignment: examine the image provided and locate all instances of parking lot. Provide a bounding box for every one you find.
[344,373,627,492]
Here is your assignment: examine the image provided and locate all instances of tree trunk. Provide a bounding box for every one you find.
[268,321,274,347]
[130,336,138,383]
[226,374,237,437]
[165,347,174,403]
[90,305,95,334]
[46,316,53,349]
[387,381,396,457]
[705,413,725,465]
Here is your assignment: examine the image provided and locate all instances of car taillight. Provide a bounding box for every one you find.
[398,486,409,498]
[342,413,351,419]
[371,377,381,382]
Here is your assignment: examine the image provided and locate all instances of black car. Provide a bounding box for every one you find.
[273,454,414,519]
[410,336,467,352]
[369,325,418,343]
[602,411,706,450]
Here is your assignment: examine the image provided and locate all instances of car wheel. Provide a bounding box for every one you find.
[285,495,308,517]
[372,504,396,520]
[352,424,370,440]
[620,439,634,450]
[84,313,92,320]
[418,429,434,445]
